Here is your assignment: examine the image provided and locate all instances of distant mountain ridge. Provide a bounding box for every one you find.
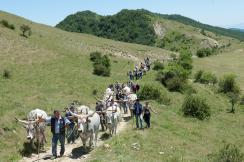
[56,9,244,52]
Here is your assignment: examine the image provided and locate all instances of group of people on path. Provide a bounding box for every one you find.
[19,57,157,160]
[128,57,151,80]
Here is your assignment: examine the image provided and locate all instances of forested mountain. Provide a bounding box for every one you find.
[57,9,244,52]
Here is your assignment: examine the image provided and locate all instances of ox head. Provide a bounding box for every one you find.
[77,117,91,133]
[15,118,36,140]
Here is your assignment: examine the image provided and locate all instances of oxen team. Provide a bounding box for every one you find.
[15,81,139,153]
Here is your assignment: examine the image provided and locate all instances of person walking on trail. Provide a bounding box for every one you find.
[65,106,76,144]
[133,99,143,129]
[36,110,71,160]
[143,101,157,128]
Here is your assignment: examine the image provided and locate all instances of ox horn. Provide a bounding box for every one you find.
[14,117,28,124]
[94,96,103,102]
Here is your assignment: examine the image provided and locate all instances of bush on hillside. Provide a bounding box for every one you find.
[90,51,102,62]
[218,74,240,94]
[153,61,164,71]
[20,24,32,37]
[93,64,110,77]
[196,48,213,58]
[90,52,111,77]
[211,144,244,162]
[156,63,189,92]
[194,70,217,84]
[0,19,15,30]
[137,84,170,104]
[182,95,211,120]
[178,50,193,71]
[2,69,11,79]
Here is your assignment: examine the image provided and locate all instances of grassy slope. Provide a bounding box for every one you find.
[193,42,244,92]
[0,11,244,162]
[89,72,244,162]
[0,11,171,161]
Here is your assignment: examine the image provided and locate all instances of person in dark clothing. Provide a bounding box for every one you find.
[37,110,70,160]
[65,106,76,144]
[143,102,157,128]
[133,99,143,129]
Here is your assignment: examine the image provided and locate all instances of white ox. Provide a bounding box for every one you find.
[16,108,48,150]
[69,110,100,149]
[106,104,121,136]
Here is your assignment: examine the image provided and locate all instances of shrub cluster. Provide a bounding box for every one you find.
[182,94,211,120]
[90,52,111,77]
[218,74,240,94]
[157,51,192,92]
[196,48,214,58]
[153,61,164,71]
[0,19,15,30]
[194,70,218,84]
[137,84,170,104]
[20,24,32,37]
[2,69,11,79]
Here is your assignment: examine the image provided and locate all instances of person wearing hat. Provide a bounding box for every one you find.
[133,99,143,129]
[143,101,157,128]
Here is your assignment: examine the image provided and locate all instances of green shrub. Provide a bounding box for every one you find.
[182,95,211,120]
[2,69,11,79]
[153,61,164,71]
[157,63,189,92]
[194,70,217,84]
[90,52,102,62]
[90,52,111,77]
[137,84,170,104]
[211,144,244,162]
[196,48,213,58]
[0,19,15,30]
[218,74,240,94]
[194,70,204,82]
[93,64,110,77]
[20,24,32,37]
[178,50,193,71]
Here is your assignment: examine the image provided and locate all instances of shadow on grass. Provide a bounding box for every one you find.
[19,141,37,157]
[70,146,89,159]
[100,132,111,141]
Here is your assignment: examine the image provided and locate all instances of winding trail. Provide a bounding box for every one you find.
[19,114,130,162]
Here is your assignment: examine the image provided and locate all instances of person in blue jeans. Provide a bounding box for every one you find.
[37,110,70,160]
[133,99,143,129]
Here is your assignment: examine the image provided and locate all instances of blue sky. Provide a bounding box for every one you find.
[1,0,244,28]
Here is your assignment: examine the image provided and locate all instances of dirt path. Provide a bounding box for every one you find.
[19,114,130,162]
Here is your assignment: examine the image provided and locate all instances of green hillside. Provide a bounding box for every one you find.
[1,10,244,162]
[56,9,240,54]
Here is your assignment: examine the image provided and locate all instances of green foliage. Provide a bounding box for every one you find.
[93,64,110,77]
[211,144,244,162]
[178,50,193,71]
[182,95,211,120]
[137,84,170,104]
[159,14,244,41]
[57,9,156,46]
[218,74,240,94]
[156,31,193,52]
[90,52,111,77]
[0,19,15,30]
[156,63,189,92]
[194,70,218,84]
[2,69,11,79]
[90,51,102,62]
[153,60,164,71]
[196,48,214,58]
[20,24,32,37]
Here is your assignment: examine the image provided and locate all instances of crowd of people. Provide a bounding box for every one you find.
[128,57,151,80]
[19,57,157,160]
